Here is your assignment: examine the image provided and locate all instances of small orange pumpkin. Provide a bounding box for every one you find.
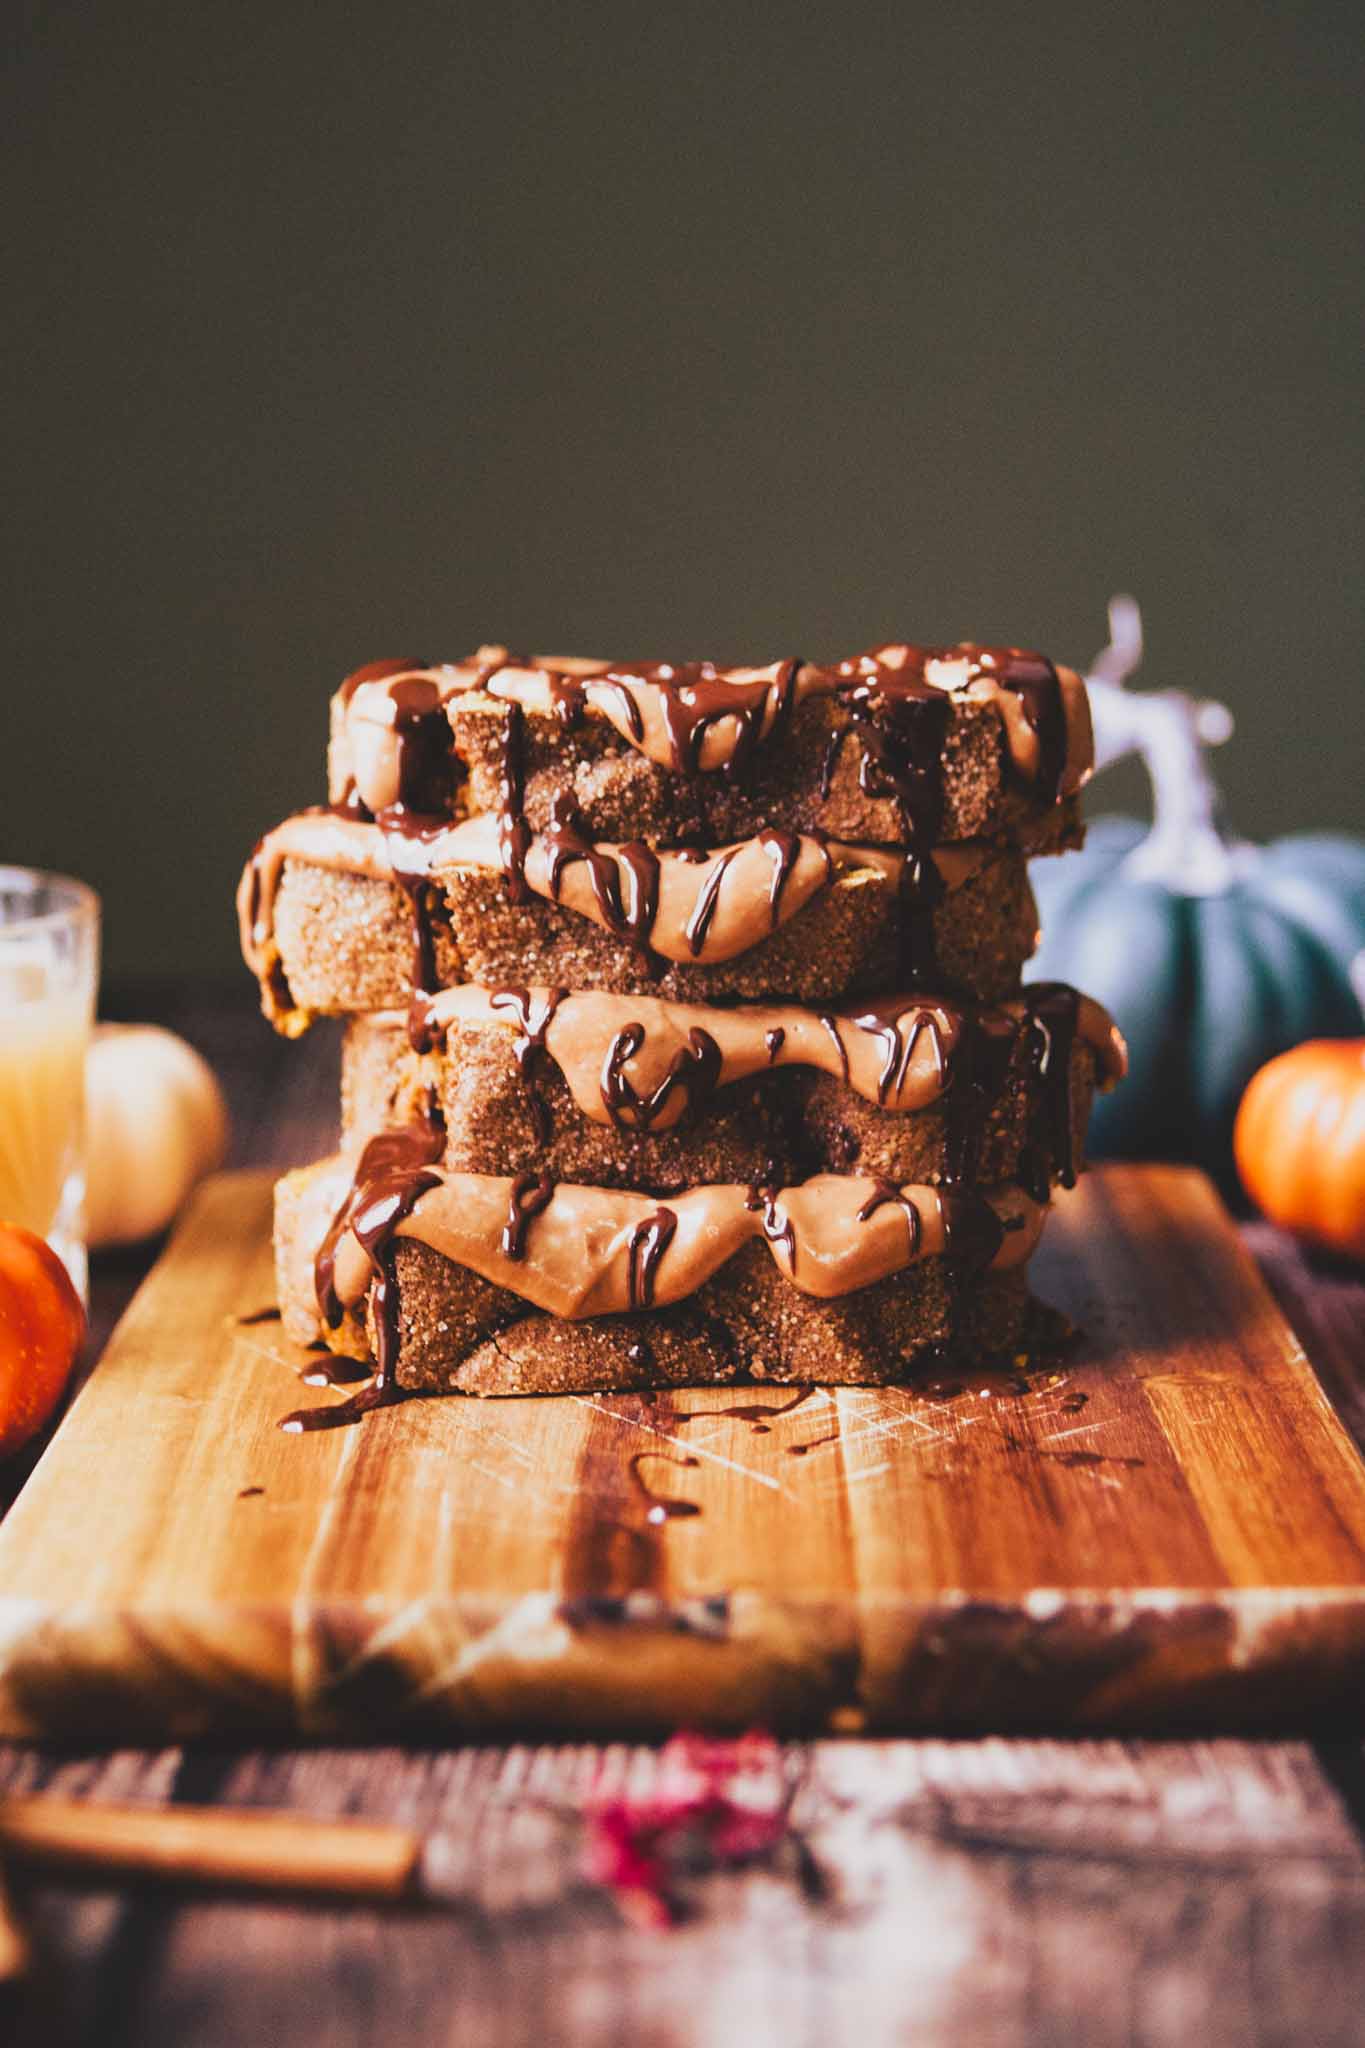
[0,1223,86,1459]
[1234,1040,1365,1261]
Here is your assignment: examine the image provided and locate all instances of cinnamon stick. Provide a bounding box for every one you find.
[0,1798,421,1900]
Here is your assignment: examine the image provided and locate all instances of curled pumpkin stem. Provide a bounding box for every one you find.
[1085,595,1249,896]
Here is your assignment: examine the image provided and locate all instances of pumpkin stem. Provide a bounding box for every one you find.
[1086,596,1250,895]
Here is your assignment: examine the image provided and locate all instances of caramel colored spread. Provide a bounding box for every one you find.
[330,642,1093,823]
[321,1163,1046,1323]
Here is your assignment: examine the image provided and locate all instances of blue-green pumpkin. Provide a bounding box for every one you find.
[1030,819,1365,1185]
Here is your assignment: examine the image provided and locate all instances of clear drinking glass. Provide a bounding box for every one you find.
[0,869,100,1301]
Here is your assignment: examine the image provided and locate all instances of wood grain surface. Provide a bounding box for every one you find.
[0,1162,1362,1740]
[3,1737,1364,2048]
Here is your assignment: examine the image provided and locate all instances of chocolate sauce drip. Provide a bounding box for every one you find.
[855,1179,923,1256]
[1017,982,1083,1199]
[599,1022,723,1131]
[390,869,439,1025]
[628,1450,702,1523]
[683,846,740,956]
[279,1379,394,1434]
[817,1013,850,1085]
[787,1430,839,1458]
[991,650,1068,804]
[617,843,663,967]
[941,1192,1008,1270]
[816,653,953,848]
[745,1179,797,1271]
[497,700,533,901]
[842,997,950,1106]
[758,827,803,929]
[385,676,459,815]
[501,1170,555,1259]
[541,793,663,971]
[545,672,588,728]
[714,1384,814,1428]
[597,676,645,742]
[626,1206,679,1310]
[290,1095,447,1432]
[819,650,1027,988]
[490,665,800,954]
[613,659,800,783]
[312,1100,444,1330]
[376,818,455,1030]
[333,663,461,818]
[942,1009,1020,1189]
[763,1026,786,1064]
[814,642,1068,828]
[939,982,1081,1202]
[298,1353,372,1388]
[488,984,568,1145]
[235,1306,282,1326]
[406,990,442,1056]
[895,851,947,989]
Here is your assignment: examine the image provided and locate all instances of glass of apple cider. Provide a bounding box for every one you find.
[0,869,100,1300]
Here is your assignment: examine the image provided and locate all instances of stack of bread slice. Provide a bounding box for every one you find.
[239,643,1125,1424]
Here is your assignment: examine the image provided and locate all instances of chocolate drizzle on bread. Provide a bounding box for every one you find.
[252,623,1122,1412]
[284,1090,448,1431]
[627,1207,679,1309]
[240,810,1022,1027]
[383,986,1123,1136]
[502,1170,556,1260]
[307,1164,1046,1335]
[1017,982,1085,1199]
[600,1021,724,1133]
[483,984,567,1144]
[540,792,663,972]
[330,642,1091,829]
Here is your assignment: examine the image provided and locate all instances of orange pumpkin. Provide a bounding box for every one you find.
[1234,1040,1365,1261]
[0,1224,85,1459]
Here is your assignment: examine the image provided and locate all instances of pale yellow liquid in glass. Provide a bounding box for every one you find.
[0,990,89,1237]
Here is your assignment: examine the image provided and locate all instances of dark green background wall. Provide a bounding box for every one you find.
[4,2,1362,980]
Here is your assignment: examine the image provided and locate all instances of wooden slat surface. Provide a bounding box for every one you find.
[0,1162,1362,1739]
[3,1737,1364,2048]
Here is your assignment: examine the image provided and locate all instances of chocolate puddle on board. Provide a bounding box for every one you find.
[629,1451,703,1524]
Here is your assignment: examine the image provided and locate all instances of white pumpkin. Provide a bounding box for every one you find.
[85,1026,229,1247]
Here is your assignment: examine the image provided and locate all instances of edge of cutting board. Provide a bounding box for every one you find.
[0,1166,1362,1740]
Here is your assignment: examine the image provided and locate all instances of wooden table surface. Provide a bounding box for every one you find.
[3,984,1364,2047]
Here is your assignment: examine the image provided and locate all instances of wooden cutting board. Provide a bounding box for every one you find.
[0,1164,1362,1740]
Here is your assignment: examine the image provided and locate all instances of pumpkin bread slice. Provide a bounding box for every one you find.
[339,988,1119,1194]
[275,1154,1041,1396]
